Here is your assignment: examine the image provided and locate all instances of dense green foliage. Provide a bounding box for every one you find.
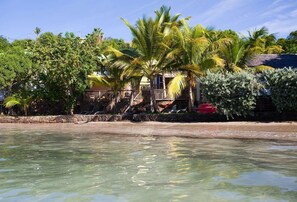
[277,31,297,54]
[0,37,32,92]
[0,30,128,115]
[201,69,297,117]
[263,68,297,112]
[31,32,100,114]
[200,72,261,118]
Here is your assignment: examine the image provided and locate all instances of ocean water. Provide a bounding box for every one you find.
[0,130,296,202]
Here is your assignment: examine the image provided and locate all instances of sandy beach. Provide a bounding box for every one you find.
[0,122,297,141]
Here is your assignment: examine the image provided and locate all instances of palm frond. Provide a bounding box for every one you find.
[105,46,124,57]
[167,73,187,99]
[4,96,21,108]
[87,75,110,88]
[253,65,274,73]
[201,55,225,71]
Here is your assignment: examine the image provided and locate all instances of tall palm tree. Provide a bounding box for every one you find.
[167,22,225,111]
[121,6,184,112]
[34,27,41,39]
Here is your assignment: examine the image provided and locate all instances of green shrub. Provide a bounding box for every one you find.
[200,71,261,118]
[263,68,297,112]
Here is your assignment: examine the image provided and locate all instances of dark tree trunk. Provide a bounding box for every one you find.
[149,78,159,113]
[129,91,134,107]
[188,85,194,112]
[107,91,120,113]
[107,97,116,112]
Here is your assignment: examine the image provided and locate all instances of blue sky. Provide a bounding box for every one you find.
[1,0,297,41]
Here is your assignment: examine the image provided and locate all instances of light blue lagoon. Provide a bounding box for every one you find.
[0,130,296,202]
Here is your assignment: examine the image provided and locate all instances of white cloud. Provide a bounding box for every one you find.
[123,0,161,18]
[241,0,297,37]
[263,19,297,36]
[290,9,297,17]
[261,4,293,17]
[271,0,284,6]
[198,0,246,24]
[243,10,297,37]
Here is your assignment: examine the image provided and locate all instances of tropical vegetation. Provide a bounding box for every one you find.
[0,6,296,117]
[200,71,262,118]
[263,68,297,112]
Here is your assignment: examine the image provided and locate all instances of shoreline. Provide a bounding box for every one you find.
[1,112,297,124]
[1,121,297,141]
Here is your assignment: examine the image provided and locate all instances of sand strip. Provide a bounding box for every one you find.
[0,122,297,141]
[1,122,297,141]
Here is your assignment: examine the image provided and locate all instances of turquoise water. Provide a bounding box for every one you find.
[0,130,296,202]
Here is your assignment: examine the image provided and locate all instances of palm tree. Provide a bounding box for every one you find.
[86,28,104,46]
[247,27,283,54]
[167,22,225,112]
[88,52,140,112]
[4,95,32,116]
[220,29,277,73]
[121,6,184,112]
[34,27,41,39]
[220,37,250,72]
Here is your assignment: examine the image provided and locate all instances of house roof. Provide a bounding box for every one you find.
[247,54,297,68]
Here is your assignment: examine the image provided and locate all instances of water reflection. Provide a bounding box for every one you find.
[0,131,296,201]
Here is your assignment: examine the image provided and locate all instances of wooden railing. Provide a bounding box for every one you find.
[154,89,170,100]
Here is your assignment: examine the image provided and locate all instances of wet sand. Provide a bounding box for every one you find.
[0,122,297,141]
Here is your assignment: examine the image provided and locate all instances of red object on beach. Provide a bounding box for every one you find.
[197,103,217,114]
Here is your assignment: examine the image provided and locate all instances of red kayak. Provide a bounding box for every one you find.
[198,103,217,114]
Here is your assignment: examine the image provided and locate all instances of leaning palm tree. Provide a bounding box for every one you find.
[121,6,184,112]
[88,53,140,112]
[167,22,225,112]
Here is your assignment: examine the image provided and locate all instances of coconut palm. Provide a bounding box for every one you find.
[167,22,225,112]
[220,29,276,73]
[219,37,250,72]
[247,27,283,54]
[34,27,41,39]
[121,6,184,112]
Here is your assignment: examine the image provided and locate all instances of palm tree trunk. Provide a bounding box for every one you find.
[149,78,159,113]
[107,97,116,113]
[129,91,134,107]
[162,74,166,98]
[115,91,121,113]
[188,85,194,112]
